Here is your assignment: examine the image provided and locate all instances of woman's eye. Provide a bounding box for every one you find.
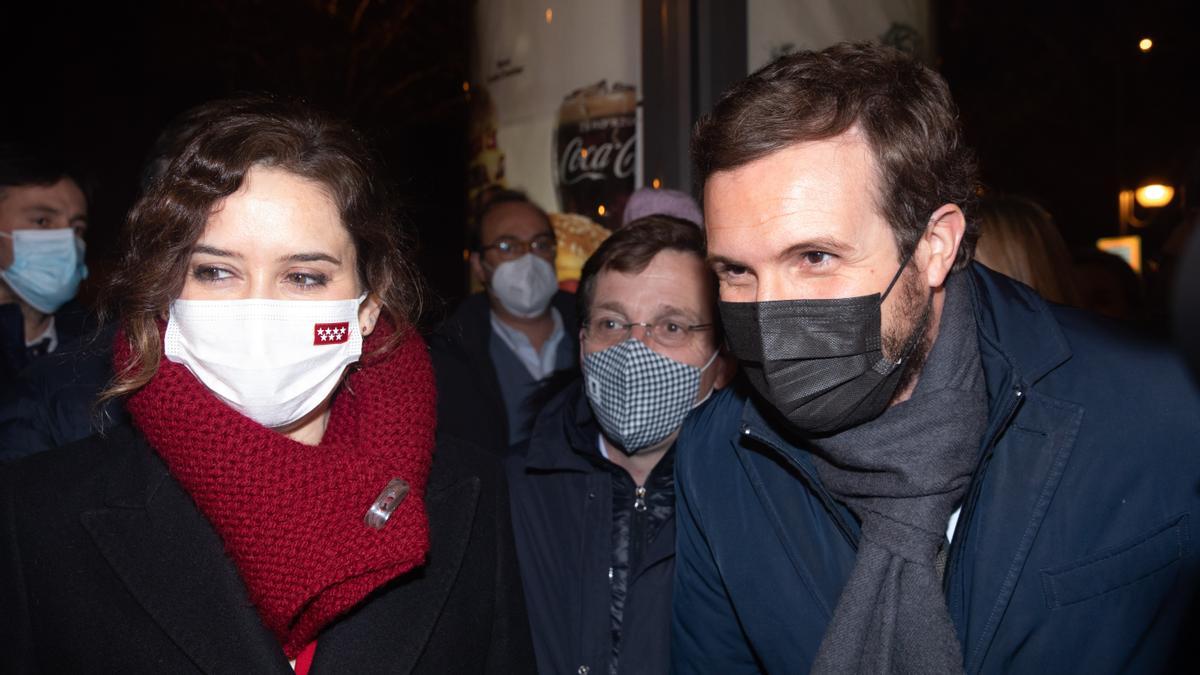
[601,319,620,330]
[664,322,683,333]
[287,272,329,287]
[193,265,233,282]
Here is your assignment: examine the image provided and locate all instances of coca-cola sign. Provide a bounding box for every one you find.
[558,125,636,185]
[554,81,638,229]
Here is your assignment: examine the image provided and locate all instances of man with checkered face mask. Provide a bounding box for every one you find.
[505,215,732,675]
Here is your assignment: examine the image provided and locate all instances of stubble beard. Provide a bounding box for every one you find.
[882,266,935,401]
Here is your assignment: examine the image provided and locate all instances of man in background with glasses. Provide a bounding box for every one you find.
[506,215,732,675]
[432,190,579,454]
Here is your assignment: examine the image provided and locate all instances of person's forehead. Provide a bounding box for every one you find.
[707,133,875,214]
[593,249,713,317]
[0,178,87,212]
[202,166,352,253]
[702,132,886,256]
[481,201,551,239]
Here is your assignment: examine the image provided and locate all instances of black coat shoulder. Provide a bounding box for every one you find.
[1,426,534,674]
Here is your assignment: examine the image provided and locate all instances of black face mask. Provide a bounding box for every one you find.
[719,256,921,436]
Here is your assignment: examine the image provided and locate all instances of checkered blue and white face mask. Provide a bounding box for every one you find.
[583,338,718,455]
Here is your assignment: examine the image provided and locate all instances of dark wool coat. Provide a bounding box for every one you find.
[671,264,1200,674]
[0,425,535,674]
[429,290,579,456]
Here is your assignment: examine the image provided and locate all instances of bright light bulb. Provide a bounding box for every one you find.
[598,204,607,216]
[1135,183,1174,208]
[1139,38,1153,52]
[651,178,662,189]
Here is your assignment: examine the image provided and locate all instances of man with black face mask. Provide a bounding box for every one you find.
[671,43,1200,674]
[508,215,731,675]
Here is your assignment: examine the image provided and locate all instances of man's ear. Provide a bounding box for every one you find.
[919,203,966,288]
[358,293,384,336]
[469,251,489,289]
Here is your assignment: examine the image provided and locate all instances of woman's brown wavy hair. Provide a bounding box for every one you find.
[101,95,424,401]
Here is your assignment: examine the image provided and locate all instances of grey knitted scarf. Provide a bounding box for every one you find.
[808,272,988,674]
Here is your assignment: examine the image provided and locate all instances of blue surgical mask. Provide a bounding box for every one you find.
[0,229,88,313]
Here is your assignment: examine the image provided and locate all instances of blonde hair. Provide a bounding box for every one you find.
[974,194,1080,306]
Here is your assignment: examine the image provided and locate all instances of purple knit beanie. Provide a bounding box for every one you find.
[621,187,703,228]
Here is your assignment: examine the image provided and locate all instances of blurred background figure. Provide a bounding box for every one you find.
[973,193,1079,306]
[1176,223,1200,377]
[431,189,579,455]
[1071,247,1145,321]
[621,187,704,228]
[0,145,91,395]
[0,104,225,462]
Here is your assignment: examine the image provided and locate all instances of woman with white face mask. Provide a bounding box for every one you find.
[0,96,533,673]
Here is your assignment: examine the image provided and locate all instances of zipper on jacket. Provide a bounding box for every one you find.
[740,425,859,549]
[942,384,1026,596]
[633,485,647,512]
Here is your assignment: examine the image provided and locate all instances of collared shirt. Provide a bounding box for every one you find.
[489,308,566,381]
[25,315,58,358]
[488,308,575,446]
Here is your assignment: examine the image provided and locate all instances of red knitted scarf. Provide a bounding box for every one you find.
[122,321,436,658]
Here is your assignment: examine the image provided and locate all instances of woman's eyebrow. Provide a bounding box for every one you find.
[192,244,241,258]
[279,252,342,265]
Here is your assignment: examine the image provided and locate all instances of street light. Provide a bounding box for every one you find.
[1119,181,1175,232]
[1135,183,1174,208]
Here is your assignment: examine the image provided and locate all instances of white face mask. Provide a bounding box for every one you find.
[488,254,557,318]
[164,295,366,428]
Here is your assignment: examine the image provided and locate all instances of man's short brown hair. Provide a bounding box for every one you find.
[471,188,552,250]
[577,215,711,324]
[692,42,979,270]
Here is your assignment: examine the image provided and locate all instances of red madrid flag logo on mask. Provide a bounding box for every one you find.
[313,322,350,345]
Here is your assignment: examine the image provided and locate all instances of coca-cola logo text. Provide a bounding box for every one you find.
[558,133,636,186]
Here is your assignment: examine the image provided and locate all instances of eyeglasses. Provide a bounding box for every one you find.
[584,316,714,350]
[480,236,557,260]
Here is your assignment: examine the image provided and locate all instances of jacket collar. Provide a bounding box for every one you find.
[310,464,481,674]
[967,264,1071,389]
[522,378,602,472]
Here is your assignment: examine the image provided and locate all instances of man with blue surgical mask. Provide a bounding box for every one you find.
[506,216,733,675]
[431,189,579,454]
[0,146,90,391]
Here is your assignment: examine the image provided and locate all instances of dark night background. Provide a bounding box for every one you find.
[2,0,1197,320]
